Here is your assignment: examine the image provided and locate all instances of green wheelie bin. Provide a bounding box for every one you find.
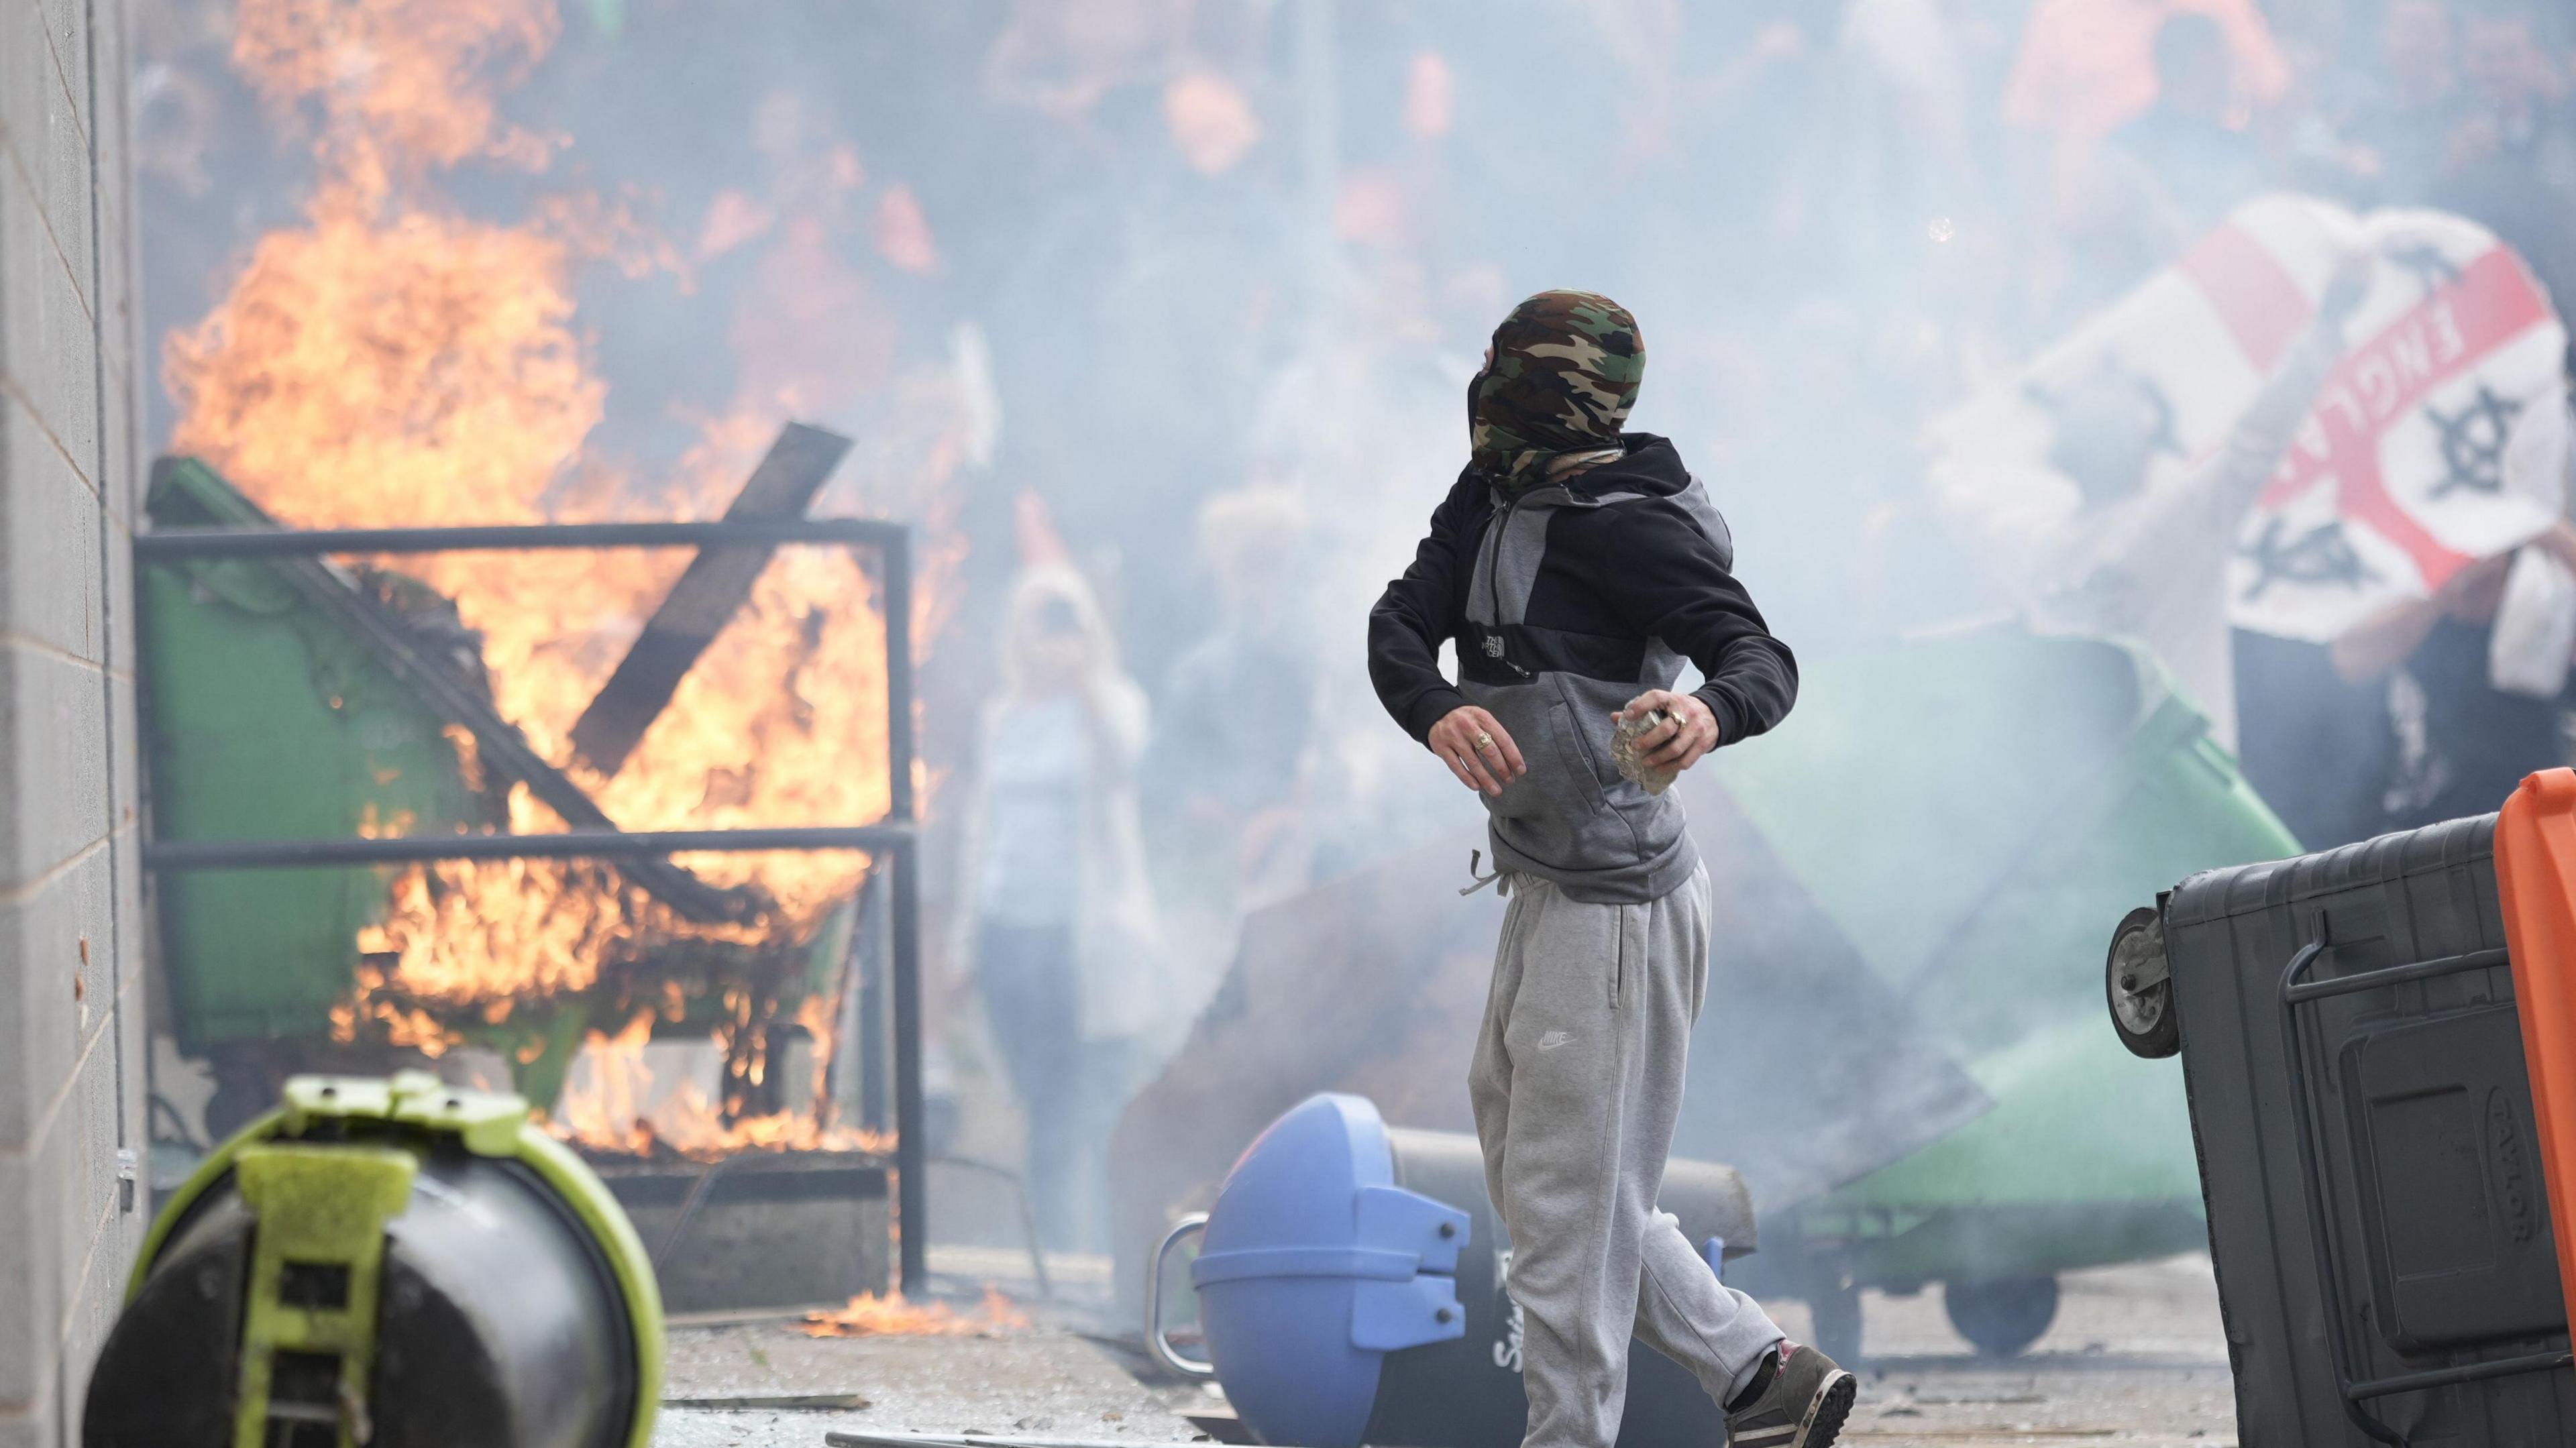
[1715,627,2299,1360]
[140,459,500,1133]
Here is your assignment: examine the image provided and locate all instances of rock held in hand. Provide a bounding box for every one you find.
[1611,709,1681,795]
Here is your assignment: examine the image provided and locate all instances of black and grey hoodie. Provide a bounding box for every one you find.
[1367,434,1798,904]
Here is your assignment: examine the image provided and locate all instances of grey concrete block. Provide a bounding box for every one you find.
[0,834,113,1152]
[107,828,140,1004]
[65,889,121,1081]
[105,673,136,862]
[0,3,139,1439]
[89,6,131,375]
[56,1193,134,1433]
[85,1,122,188]
[0,5,44,179]
[0,1146,50,1412]
[34,17,95,329]
[0,643,109,891]
[77,857,125,1096]
[0,1048,109,1431]
[0,408,107,664]
[0,226,23,442]
[0,192,36,444]
[111,876,144,1133]
[0,0,142,1430]
[100,476,129,618]
[90,242,131,543]
[0,179,101,500]
[96,351,131,638]
[34,0,89,149]
[43,1017,131,1374]
[95,332,132,537]
[57,1267,117,1441]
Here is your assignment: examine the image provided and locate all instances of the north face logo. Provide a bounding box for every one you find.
[1483,636,1505,658]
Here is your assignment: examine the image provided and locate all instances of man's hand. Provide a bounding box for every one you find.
[1428,706,1525,797]
[1617,690,1721,773]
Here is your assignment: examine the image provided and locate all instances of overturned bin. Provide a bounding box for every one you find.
[1149,1094,1754,1448]
[2107,769,2576,1445]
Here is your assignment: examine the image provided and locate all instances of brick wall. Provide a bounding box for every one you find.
[0,0,148,1443]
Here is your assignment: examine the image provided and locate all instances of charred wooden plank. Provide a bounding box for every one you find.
[570,423,854,776]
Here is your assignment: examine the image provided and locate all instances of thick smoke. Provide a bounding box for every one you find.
[131,0,2576,1268]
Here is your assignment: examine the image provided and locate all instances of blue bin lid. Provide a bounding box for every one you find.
[1191,1095,1469,1448]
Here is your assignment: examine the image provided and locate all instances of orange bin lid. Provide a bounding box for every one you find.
[2493,767,2576,1330]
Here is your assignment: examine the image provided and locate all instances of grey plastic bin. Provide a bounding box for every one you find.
[2155,813,2576,1445]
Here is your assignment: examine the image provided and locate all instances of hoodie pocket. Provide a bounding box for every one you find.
[1543,700,1612,818]
[1554,678,1627,793]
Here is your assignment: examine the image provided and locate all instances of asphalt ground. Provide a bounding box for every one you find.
[653,1251,2240,1448]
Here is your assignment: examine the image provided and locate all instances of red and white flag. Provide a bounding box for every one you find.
[1932,194,2567,646]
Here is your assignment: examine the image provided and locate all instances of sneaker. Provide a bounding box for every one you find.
[1723,1341,1856,1448]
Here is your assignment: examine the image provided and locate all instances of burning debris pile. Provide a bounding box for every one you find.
[161,0,951,1155]
[555,1000,894,1160]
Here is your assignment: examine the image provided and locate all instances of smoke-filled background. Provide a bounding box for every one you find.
[125,0,2576,1275]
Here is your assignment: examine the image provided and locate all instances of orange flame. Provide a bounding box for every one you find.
[176,0,950,1153]
[231,0,560,199]
[548,1007,892,1160]
[800,1287,1030,1339]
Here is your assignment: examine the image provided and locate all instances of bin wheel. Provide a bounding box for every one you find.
[2106,905,2179,1058]
[1944,1274,2059,1358]
[1807,1276,1862,1367]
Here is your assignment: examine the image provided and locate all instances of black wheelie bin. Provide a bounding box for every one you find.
[2104,769,2576,1445]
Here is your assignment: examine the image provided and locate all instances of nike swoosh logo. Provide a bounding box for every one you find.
[1536,1031,1574,1051]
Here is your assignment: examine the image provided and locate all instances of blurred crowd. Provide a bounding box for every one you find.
[930,0,2576,1249]
[129,0,2576,1251]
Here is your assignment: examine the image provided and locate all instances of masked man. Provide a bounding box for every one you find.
[1368,291,1845,1448]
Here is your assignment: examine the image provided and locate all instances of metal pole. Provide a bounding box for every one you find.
[135,500,753,922]
[884,531,914,824]
[857,869,890,1134]
[136,495,938,1291]
[142,824,911,870]
[890,834,928,1296]
[133,517,906,559]
[883,526,928,1295]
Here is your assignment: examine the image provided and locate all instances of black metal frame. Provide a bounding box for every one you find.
[136,517,932,1294]
[2277,936,2574,1446]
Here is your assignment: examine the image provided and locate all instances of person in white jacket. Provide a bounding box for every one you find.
[959,563,1164,1251]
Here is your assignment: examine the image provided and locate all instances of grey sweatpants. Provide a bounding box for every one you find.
[1470,862,1786,1447]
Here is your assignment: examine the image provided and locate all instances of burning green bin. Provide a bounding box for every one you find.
[138,460,494,1093]
[139,458,866,1140]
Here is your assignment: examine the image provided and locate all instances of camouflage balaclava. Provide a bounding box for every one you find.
[1468,289,1647,491]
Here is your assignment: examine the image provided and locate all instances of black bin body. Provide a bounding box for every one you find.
[85,1147,638,1448]
[2164,813,2576,1445]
